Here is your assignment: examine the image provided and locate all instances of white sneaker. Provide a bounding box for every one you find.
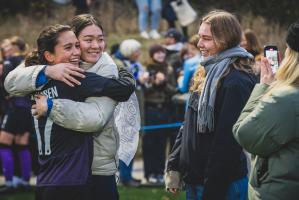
[149,30,161,39]
[140,31,150,39]
[148,174,158,184]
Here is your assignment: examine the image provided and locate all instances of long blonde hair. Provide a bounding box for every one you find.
[276,47,299,86]
[190,66,206,93]
[266,47,299,95]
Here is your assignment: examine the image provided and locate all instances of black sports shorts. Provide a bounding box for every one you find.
[35,184,91,200]
[1,107,33,134]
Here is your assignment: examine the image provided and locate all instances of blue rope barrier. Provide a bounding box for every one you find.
[141,122,183,131]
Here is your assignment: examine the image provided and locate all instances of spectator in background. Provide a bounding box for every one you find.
[0,46,6,144]
[165,10,257,200]
[164,28,184,53]
[233,20,299,200]
[1,39,14,60]
[177,34,202,93]
[241,29,263,59]
[0,51,4,117]
[0,61,3,120]
[135,0,162,39]
[0,36,33,194]
[162,0,188,40]
[163,28,184,79]
[113,39,147,187]
[241,29,263,77]
[142,44,177,184]
[0,39,11,132]
[114,39,149,89]
[172,35,202,121]
[72,0,92,15]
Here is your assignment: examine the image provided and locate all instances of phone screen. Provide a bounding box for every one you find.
[265,49,279,73]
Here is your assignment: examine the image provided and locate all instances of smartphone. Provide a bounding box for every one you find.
[264,45,279,73]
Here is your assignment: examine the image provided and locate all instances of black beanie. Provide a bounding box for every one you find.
[149,44,166,58]
[286,20,299,52]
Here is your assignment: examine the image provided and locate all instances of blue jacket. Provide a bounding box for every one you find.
[178,54,202,93]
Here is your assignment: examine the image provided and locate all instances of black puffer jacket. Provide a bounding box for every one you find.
[167,66,257,200]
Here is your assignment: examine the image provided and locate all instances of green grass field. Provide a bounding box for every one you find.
[1,186,185,200]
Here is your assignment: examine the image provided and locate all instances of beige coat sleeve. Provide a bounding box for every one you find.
[48,53,119,132]
[49,97,117,132]
[4,63,45,96]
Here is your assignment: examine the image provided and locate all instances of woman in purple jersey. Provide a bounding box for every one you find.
[0,37,33,194]
[25,24,134,200]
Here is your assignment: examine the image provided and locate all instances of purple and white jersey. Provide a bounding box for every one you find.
[32,72,114,186]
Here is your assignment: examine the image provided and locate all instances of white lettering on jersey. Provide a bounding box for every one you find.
[41,86,59,99]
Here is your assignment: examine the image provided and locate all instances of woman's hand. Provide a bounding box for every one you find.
[138,71,150,84]
[32,95,48,118]
[154,72,165,85]
[86,0,92,6]
[260,57,275,85]
[165,170,181,196]
[167,188,180,195]
[45,63,85,87]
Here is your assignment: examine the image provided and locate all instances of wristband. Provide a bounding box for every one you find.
[46,98,53,117]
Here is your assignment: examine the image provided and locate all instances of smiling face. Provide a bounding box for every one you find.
[1,39,14,58]
[153,50,166,63]
[45,31,81,66]
[130,49,141,62]
[197,22,219,58]
[187,43,199,58]
[77,24,105,64]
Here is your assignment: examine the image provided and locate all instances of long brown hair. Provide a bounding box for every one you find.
[191,10,254,93]
[201,10,242,52]
[243,29,262,57]
[25,24,71,66]
[202,10,254,73]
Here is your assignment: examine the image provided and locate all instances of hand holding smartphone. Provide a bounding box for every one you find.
[264,45,279,73]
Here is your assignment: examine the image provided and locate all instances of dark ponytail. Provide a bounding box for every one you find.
[25,50,41,67]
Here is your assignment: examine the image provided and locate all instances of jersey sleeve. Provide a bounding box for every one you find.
[4,63,45,96]
[49,97,116,132]
[77,71,135,102]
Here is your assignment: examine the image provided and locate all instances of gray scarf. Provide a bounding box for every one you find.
[197,46,253,133]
